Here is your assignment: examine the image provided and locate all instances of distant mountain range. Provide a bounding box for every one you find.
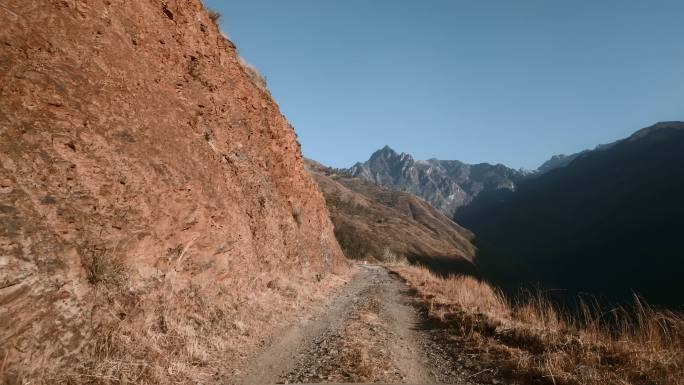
[346,137,623,218]
[346,146,528,218]
[458,121,684,306]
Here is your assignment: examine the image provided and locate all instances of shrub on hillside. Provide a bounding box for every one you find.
[333,225,370,260]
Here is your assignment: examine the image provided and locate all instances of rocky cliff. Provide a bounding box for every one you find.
[0,0,344,382]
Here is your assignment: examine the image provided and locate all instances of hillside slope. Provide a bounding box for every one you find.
[459,122,684,306]
[536,141,617,173]
[347,146,526,217]
[0,1,344,382]
[308,160,476,274]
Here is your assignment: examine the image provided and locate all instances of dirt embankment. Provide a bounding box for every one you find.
[307,160,476,273]
[0,1,345,382]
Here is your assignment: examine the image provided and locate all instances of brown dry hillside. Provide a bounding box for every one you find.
[307,160,476,273]
[0,1,345,382]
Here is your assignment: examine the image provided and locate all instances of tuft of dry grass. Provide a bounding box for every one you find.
[292,204,302,226]
[207,8,222,26]
[238,56,268,94]
[392,265,684,385]
[80,246,127,286]
[382,247,409,265]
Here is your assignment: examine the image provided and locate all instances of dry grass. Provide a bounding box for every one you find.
[312,285,397,383]
[238,56,268,94]
[292,204,302,226]
[13,264,351,385]
[392,265,684,385]
[337,306,394,383]
[333,223,371,260]
[80,246,128,286]
[207,8,222,26]
[382,247,408,265]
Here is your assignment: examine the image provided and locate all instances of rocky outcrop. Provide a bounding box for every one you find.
[347,146,526,218]
[308,160,476,274]
[0,0,343,381]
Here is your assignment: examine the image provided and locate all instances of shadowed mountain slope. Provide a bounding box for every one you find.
[458,122,684,306]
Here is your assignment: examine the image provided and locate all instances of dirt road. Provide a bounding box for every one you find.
[232,265,492,384]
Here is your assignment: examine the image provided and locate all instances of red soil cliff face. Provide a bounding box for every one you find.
[0,0,344,380]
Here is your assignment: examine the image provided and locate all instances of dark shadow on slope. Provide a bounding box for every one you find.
[458,122,684,308]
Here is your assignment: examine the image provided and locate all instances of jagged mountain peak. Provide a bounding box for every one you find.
[346,147,526,217]
[369,145,414,162]
[371,145,397,157]
[380,144,397,152]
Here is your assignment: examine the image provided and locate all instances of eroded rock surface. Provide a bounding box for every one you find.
[0,0,343,381]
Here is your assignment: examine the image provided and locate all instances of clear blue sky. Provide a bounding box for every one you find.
[204,0,684,170]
